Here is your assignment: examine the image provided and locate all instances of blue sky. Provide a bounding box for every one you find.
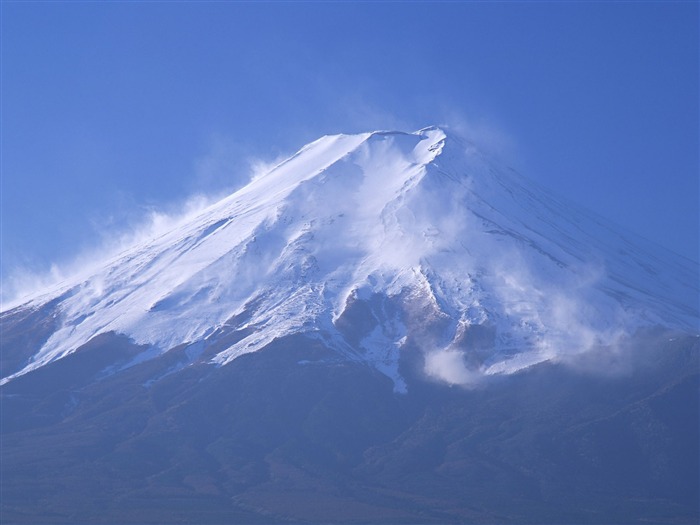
[1,1,698,295]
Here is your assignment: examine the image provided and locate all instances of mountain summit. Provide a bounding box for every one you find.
[1,127,697,390]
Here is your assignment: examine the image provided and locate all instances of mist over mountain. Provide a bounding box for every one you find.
[1,128,698,524]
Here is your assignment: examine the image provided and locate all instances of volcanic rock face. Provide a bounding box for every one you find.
[1,127,698,524]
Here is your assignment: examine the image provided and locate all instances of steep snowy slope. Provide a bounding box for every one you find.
[1,127,697,389]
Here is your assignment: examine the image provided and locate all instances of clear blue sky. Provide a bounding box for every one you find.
[2,1,698,291]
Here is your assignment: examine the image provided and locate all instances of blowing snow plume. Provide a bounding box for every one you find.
[1,127,697,390]
[0,143,282,311]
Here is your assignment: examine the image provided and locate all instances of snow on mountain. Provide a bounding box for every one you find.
[2,127,697,390]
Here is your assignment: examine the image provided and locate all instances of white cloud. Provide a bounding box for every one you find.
[424,348,481,387]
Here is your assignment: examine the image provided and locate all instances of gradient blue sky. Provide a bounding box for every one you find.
[1,1,698,295]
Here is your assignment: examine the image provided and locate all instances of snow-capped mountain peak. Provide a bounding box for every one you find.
[2,127,697,390]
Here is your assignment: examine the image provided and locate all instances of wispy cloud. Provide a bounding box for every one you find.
[1,147,287,312]
[1,192,217,309]
[437,109,520,165]
[1,128,303,311]
[192,133,256,193]
[424,348,482,387]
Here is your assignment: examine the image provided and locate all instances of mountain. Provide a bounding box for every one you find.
[2,127,696,388]
[1,127,698,524]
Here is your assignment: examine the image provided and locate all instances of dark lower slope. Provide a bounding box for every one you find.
[1,331,698,524]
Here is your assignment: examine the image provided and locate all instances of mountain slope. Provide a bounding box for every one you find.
[1,127,697,390]
[1,329,697,524]
[2,126,698,524]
